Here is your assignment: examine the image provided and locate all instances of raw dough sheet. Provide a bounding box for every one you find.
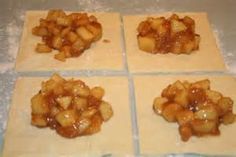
[15,11,124,72]
[3,76,133,157]
[133,75,236,155]
[123,13,226,73]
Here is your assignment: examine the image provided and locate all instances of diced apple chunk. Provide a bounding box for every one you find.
[52,36,63,49]
[191,79,210,90]
[179,125,192,141]
[194,106,218,120]
[31,115,47,127]
[54,52,66,62]
[74,97,87,111]
[73,84,90,97]
[67,31,78,43]
[51,73,65,83]
[171,19,187,33]
[76,26,94,42]
[99,101,113,121]
[222,113,235,125]
[81,108,97,118]
[61,46,72,57]
[91,87,105,100]
[183,41,195,53]
[162,80,185,99]
[191,120,217,134]
[138,36,156,52]
[50,106,60,116]
[174,90,189,108]
[153,97,168,114]
[176,110,194,125]
[56,96,72,109]
[35,43,52,53]
[55,110,77,127]
[162,103,183,122]
[78,118,91,133]
[86,24,102,41]
[56,17,72,26]
[32,26,48,36]
[174,80,185,90]
[72,37,86,52]
[31,93,49,114]
[157,24,168,36]
[149,18,164,30]
[218,97,233,114]
[46,9,66,21]
[206,90,222,104]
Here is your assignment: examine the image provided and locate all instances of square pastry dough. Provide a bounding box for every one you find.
[133,75,236,155]
[3,76,133,157]
[123,13,226,73]
[15,11,124,72]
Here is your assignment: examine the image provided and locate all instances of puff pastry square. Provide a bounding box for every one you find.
[15,11,124,72]
[133,75,236,155]
[3,76,133,157]
[123,13,226,73]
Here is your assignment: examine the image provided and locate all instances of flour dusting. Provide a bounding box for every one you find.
[213,26,224,53]
[212,26,236,73]
[6,21,21,60]
[0,10,24,72]
[0,10,24,134]
[77,0,112,12]
[0,63,14,73]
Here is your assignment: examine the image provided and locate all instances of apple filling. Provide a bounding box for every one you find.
[31,74,113,138]
[32,10,102,61]
[153,79,235,141]
[137,14,200,54]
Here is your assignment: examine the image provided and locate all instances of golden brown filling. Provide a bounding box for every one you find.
[153,79,235,141]
[137,14,200,54]
[31,74,113,138]
[32,9,102,61]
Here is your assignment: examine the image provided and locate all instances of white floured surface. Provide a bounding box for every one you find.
[1,10,25,73]
[212,26,236,73]
[6,21,21,60]
[0,63,14,73]
[77,0,112,12]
